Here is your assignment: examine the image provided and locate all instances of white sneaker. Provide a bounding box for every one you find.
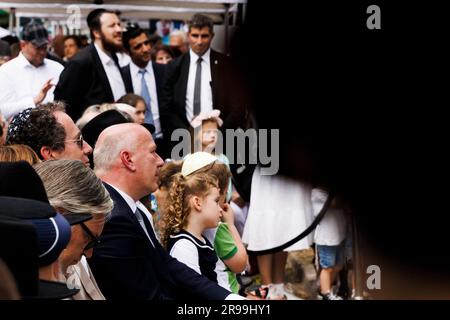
[318,292,343,300]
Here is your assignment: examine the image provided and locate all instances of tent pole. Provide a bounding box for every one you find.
[9,7,15,33]
[224,3,230,55]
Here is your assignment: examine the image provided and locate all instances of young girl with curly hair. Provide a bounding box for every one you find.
[161,172,223,283]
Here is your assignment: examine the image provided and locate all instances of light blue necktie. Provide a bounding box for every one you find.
[138,69,154,125]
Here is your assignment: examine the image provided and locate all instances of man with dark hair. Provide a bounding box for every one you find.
[161,14,243,147]
[0,21,63,120]
[63,35,81,61]
[121,26,168,158]
[6,102,92,166]
[54,9,132,121]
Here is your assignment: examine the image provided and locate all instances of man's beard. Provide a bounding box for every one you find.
[101,32,122,53]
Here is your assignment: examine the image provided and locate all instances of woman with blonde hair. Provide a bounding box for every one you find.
[0,144,40,165]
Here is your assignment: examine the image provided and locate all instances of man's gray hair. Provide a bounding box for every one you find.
[34,159,113,217]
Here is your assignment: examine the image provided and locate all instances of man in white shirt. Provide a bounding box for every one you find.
[54,9,132,121]
[0,21,63,120]
[121,26,168,158]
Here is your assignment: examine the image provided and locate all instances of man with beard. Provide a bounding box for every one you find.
[54,9,132,121]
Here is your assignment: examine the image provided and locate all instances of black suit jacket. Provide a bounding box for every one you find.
[88,184,230,300]
[121,61,165,107]
[160,50,245,140]
[54,44,133,121]
[121,61,169,158]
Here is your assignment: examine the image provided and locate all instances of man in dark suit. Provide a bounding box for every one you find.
[89,123,243,300]
[161,14,245,148]
[121,26,168,159]
[54,9,132,121]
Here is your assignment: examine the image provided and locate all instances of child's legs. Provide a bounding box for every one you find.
[320,268,334,294]
[272,251,288,284]
[317,244,341,294]
[257,254,273,285]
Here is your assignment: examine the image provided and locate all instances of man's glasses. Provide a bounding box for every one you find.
[80,222,100,251]
[62,134,84,149]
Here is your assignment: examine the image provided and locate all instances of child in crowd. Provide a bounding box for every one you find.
[312,188,348,300]
[161,172,223,283]
[156,153,248,294]
[190,111,247,238]
[182,152,248,294]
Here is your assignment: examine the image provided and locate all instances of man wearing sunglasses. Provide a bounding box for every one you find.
[6,102,93,167]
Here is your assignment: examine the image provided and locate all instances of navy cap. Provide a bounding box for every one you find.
[22,21,49,47]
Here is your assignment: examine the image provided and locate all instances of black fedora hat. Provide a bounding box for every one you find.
[81,109,129,149]
[0,161,48,204]
[0,162,92,225]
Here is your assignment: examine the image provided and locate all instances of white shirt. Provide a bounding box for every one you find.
[94,43,126,101]
[312,189,347,246]
[170,238,202,275]
[116,52,131,67]
[110,183,244,300]
[109,184,156,247]
[185,48,213,122]
[129,61,162,137]
[0,52,63,120]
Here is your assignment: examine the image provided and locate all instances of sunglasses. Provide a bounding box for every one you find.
[80,222,100,251]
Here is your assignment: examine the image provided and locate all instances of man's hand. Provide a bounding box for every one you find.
[34,79,54,105]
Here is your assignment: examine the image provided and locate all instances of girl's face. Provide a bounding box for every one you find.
[135,100,146,124]
[200,187,223,228]
[200,121,219,151]
[155,50,173,64]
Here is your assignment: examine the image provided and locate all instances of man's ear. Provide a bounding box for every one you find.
[92,29,101,40]
[40,146,56,161]
[20,41,27,50]
[120,150,136,171]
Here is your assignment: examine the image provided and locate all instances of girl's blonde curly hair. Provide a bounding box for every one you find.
[161,172,219,247]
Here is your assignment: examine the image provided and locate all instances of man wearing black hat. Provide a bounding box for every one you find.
[0,21,64,120]
[54,9,133,122]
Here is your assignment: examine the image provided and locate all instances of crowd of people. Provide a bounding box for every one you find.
[0,9,353,300]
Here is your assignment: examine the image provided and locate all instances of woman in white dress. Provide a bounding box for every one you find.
[242,166,314,299]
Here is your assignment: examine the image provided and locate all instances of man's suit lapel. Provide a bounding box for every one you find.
[179,54,190,116]
[121,64,134,94]
[90,44,115,102]
[210,50,220,108]
[152,61,165,107]
[103,183,153,245]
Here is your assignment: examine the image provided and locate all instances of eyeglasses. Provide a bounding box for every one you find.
[62,134,84,149]
[80,222,100,251]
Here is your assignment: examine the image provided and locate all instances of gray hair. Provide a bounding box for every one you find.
[93,126,139,175]
[170,30,188,43]
[34,159,113,217]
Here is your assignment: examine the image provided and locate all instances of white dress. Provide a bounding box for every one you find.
[242,166,314,251]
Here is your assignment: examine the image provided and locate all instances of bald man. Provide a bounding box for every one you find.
[89,123,243,300]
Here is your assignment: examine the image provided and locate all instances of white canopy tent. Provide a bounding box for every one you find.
[0,0,246,52]
[0,1,246,23]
